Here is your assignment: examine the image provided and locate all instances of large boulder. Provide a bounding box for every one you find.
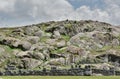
[22,58,42,69]
[15,51,29,58]
[69,32,93,49]
[15,51,45,60]
[24,27,34,35]
[28,52,45,60]
[12,40,21,48]
[24,26,40,35]
[53,30,61,39]
[27,36,40,44]
[34,30,45,37]
[69,31,117,50]
[33,53,45,60]
[67,45,87,56]
[30,42,52,51]
[0,37,22,48]
[11,28,25,37]
[46,39,57,46]
[0,37,32,50]
[20,41,32,50]
[0,37,16,45]
[56,40,66,48]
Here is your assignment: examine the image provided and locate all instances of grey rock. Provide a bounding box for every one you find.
[28,52,45,60]
[53,30,61,39]
[112,39,119,46]
[0,48,5,53]
[27,36,40,44]
[25,27,34,35]
[22,58,42,69]
[48,58,65,66]
[21,41,32,50]
[46,39,57,46]
[15,51,29,58]
[56,40,66,48]
[34,30,45,37]
[99,63,110,70]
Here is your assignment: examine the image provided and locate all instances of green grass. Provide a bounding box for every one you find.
[79,36,90,40]
[61,35,70,41]
[91,45,120,55]
[0,27,16,36]
[65,23,72,28]
[0,45,22,68]
[1,76,120,79]
[51,48,66,54]
[40,36,49,42]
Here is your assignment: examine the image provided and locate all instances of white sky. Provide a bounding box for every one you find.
[0,0,120,27]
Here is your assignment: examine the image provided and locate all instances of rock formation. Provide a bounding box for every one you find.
[0,20,120,71]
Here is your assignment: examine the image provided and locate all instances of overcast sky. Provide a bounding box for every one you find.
[0,0,120,27]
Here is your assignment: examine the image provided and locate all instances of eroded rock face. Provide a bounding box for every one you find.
[0,20,120,70]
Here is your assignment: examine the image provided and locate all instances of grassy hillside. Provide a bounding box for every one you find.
[0,20,120,75]
[1,76,120,79]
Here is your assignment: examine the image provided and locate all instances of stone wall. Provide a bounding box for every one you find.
[0,66,120,76]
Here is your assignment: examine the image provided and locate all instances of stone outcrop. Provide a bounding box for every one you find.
[0,20,120,72]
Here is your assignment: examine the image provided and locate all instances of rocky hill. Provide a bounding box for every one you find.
[0,20,120,71]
